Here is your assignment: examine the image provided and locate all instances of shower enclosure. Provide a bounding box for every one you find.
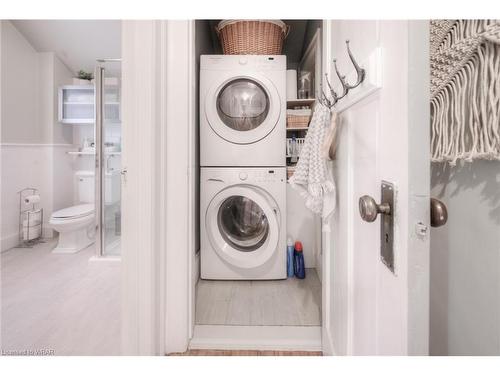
[95,59,122,257]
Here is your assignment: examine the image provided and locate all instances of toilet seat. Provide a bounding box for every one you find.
[51,204,94,221]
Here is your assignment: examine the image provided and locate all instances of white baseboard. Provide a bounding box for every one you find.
[189,325,322,352]
[88,256,121,263]
[322,326,336,356]
[1,233,19,253]
[2,223,55,252]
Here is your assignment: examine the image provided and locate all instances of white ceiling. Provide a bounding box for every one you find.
[11,20,121,75]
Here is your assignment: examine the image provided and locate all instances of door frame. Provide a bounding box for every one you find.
[121,20,195,355]
[121,19,429,356]
[121,19,337,355]
[320,19,336,356]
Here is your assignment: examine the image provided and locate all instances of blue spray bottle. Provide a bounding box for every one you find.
[286,237,295,278]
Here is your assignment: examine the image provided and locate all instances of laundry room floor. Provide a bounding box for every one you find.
[195,269,321,326]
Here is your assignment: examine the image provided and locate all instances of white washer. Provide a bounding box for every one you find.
[200,55,286,167]
[201,167,286,280]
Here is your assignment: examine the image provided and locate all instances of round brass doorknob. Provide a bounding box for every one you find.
[359,195,391,222]
[430,198,447,227]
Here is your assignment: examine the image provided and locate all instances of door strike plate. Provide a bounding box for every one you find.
[380,181,394,273]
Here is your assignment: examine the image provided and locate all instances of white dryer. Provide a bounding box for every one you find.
[200,55,286,167]
[200,167,286,280]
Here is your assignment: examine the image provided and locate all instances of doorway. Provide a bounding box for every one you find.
[0,20,122,355]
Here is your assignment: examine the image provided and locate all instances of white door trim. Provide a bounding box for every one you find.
[190,325,322,352]
[121,20,195,355]
[121,20,167,355]
[320,19,338,356]
[186,20,197,343]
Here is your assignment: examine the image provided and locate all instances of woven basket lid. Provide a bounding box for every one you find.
[217,19,288,33]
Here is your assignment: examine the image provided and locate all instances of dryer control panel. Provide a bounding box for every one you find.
[201,55,286,71]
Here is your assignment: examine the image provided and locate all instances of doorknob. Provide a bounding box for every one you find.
[120,167,128,184]
[358,181,395,273]
[430,198,447,227]
[359,195,391,222]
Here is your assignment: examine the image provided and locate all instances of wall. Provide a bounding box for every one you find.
[290,20,323,271]
[1,21,42,143]
[287,185,321,271]
[430,160,500,355]
[194,20,214,256]
[302,20,322,59]
[1,21,75,251]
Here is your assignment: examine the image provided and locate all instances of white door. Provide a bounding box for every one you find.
[322,20,430,355]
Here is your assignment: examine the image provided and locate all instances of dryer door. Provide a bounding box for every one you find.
[206,185,280,269]
[204,72,281,144]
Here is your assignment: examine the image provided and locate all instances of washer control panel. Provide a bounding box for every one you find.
[203,168,286,185]
[250,169,283,183]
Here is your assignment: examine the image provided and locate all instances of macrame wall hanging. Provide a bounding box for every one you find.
[430,20,500,165]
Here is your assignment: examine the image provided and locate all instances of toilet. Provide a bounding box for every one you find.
[50,171,95,254]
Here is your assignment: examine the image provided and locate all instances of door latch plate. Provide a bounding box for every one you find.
[380,181,394,273]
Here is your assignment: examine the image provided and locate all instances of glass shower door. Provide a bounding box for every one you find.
[95,59,122,257]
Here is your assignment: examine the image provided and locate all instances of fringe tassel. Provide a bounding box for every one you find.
[431,42,500,165]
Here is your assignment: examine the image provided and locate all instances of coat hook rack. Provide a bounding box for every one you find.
[320,40,366,109]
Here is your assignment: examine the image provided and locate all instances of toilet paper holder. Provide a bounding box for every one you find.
[17,187,44,247]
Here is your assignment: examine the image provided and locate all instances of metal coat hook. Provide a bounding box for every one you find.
[345,40,366,89]
[321,40,366,109]
[320,74,337,109]
[320,83,334,108]
[333,59,349,100]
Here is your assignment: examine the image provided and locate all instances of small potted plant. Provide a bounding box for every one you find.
[73,70,94,85]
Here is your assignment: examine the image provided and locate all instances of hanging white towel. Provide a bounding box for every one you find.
[289,102,336,231]
[321,111,338,161]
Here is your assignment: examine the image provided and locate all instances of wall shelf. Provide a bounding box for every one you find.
[287,98,315,109]
[62,102,119,104]
[58,85,121,124]
[67,151,121,156]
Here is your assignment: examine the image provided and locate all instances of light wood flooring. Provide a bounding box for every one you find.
[195,269,321,326]
[1,240,121,355]
[171,349,322,356]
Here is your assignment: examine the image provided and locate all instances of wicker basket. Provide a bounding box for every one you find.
[287,115,310,128]
[216,20,289,55]
[286,108,312,128]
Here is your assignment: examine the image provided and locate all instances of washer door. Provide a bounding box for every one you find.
[206,185,280,269]
[204,72,281,144]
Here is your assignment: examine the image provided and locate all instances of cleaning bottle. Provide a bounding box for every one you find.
[294,241,306,279]
[287,237,295,278]
[290,134,298,163]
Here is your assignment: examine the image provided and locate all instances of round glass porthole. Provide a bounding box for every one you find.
[217,195,269,252]
[216,79,270,132]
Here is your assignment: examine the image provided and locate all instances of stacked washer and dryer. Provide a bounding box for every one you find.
[200,55,287,280]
